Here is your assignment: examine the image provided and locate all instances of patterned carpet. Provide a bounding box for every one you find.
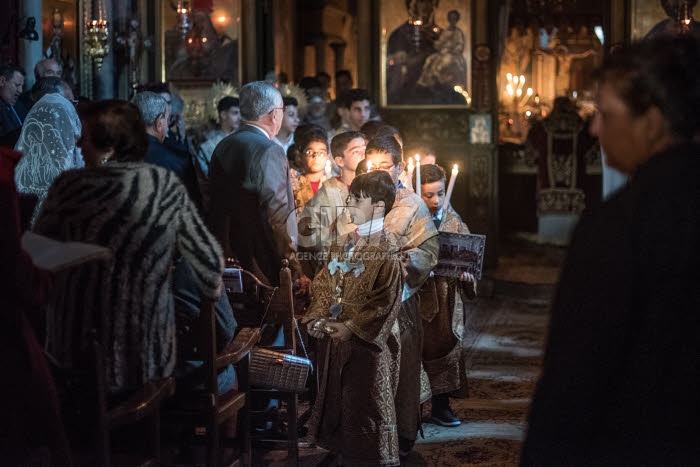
[259,295,550,467]
[405,297,548,467]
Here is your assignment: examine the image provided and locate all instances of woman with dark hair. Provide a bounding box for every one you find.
[521,35,700,466]
[34,99,225,396]
[304,170,403,466]
[288,123,329,209]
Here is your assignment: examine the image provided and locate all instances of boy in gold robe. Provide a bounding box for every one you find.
[359,135,439,456]
[304,171,404,466]
[298,131,366,275]
[416,164,477,426]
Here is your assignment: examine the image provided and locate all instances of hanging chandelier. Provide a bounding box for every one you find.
[85,19,110,70]
[84,1,110,70]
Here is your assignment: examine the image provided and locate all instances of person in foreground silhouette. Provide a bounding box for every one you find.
[521,35,700,467]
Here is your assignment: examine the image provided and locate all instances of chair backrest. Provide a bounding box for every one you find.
[226,261,296,354]
[47,329,175,467]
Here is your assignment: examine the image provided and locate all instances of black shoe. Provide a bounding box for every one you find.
[430,394,461,427]
[398,436,415,457]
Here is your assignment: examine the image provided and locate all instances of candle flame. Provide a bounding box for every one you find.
[415,154,420,162]
[366,160,372,171]
[452,164,458,175]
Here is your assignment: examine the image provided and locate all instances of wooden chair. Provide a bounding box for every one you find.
[48,330,176,467]
[226,261,304,466]
[163,296,261,467]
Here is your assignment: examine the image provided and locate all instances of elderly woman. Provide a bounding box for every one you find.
[14,80,83,223]
[288,124,329,209]
[34,100,224,395]
[521,35,700,466]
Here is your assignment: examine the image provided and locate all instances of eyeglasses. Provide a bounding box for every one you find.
[304,149,328,159]
[368,163,395,172]
[268,106,284,114]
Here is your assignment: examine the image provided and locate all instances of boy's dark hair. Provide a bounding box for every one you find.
[350,171,396,216]
[282,96,298,108]
[298,76,322,92]
[335,69,352,81]
[338,88,371,109]
[360,121,400,141]
[288,124,328,171]
[330,131,365,159]
[217,96,239,113]
[365,134,403,165]
[413,163,446,188]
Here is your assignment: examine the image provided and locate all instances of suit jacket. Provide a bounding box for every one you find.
[521,144,700,466]
[0,99,28,148]
[146,134,203,211]
[209,124,300,285]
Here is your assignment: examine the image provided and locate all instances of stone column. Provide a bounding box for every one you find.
[241,0,257,83]
[19,0,43,89]
[356,0,371,91]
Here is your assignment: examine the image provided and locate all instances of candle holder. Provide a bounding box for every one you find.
[500,73,536,143]
[85,19,110,70]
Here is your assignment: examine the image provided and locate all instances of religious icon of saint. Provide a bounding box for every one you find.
[386,0,468,105]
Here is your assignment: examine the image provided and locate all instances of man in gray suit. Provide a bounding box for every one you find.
[209,81,308,291]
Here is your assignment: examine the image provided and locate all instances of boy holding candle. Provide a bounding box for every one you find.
[415,163,477,427]
[358,135,439,456]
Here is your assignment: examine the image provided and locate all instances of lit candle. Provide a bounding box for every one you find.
[366,160,372,172]
[406,157,414,191]
[415,155,421,197]
[443,164,459,211]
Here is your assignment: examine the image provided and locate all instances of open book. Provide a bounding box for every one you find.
[21,231,112,273]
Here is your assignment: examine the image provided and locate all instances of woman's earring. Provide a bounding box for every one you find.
[100,158,109,165]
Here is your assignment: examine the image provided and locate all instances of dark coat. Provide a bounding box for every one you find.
[145,134,203,211]
[521,144,700,466]
[209,124,301,285]
[0,99,28,148]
